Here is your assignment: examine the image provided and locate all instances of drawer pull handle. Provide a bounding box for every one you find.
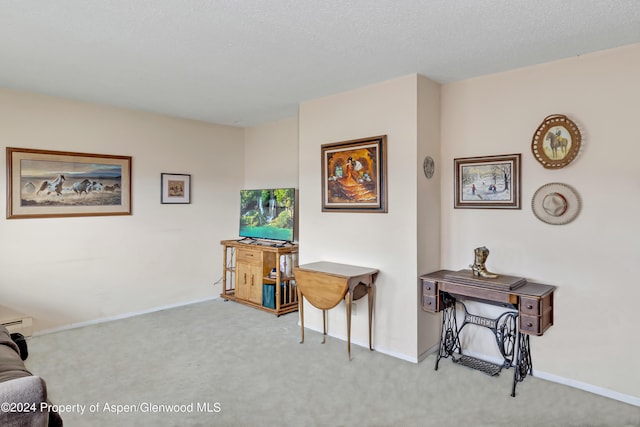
[427,301,432,306]
[527,304,534,310]
[527,322,533,328]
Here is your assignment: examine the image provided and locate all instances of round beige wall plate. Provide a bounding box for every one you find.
[531,182,581,225]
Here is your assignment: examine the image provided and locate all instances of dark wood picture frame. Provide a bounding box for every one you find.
[321,135,387,213]
[6,147,132,219]
[454,153,521,209]
[161,173,191,204]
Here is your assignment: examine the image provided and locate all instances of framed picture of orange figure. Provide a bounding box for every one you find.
[321,135,387,213]
[6,147,132,219]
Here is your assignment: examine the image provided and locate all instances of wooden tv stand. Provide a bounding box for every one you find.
[220,239,299,316]
[420,269,556,397]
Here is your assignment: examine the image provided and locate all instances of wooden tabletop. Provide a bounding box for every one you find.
[296,261,378,278]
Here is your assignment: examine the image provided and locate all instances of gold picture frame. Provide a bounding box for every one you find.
[6,147,132,219]
[531,114,582,169]
[321,135,387,213]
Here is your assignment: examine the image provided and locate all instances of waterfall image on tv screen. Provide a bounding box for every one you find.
[239,188,295,242]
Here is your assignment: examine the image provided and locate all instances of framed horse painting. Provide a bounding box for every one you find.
[6,147,132,219]
[531,114,582,169]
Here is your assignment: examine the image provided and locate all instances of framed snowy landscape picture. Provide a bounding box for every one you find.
[454,153,521,209]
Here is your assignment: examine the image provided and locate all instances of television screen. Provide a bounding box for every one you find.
[239,188,295,242]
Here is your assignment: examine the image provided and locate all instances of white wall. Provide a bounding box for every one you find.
[298,74,440,360]
[416,75,442,357]
[244,117,300,241]
[0,88,245,332]
[244,117,299,190]
[440,44,640,400]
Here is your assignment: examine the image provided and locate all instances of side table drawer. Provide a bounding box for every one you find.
[422,280,437,295]
[520,306,553,336]
[421,278,441,312]
[519,314,542,334]
[519,297,540,316]
[519,292,554,336]
[422,295,440,312]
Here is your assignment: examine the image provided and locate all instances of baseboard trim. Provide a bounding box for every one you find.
[533,370,639,407]
[299,323,427,363]
[448,349,640,407]
[33,296,217,336]
[373,345,418,363]
[417,343,439,362]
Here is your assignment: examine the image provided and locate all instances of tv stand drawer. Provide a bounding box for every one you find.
[236,248,261,263]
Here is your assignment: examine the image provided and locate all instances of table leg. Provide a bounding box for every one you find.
[511,332,532,397]
[322,310,327,344]
[346,291,352,360]
[297,287,304,344]
[368,284,374,351]
[435,296,458,371]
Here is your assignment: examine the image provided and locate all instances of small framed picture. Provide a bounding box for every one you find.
[454,154,521,209]
[161,173,191,204]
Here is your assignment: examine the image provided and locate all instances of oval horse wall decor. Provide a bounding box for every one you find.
[531,114,582,169]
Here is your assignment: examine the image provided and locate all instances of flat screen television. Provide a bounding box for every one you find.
[239,188,295,242]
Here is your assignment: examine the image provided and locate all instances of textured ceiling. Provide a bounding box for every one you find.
[1,1,639,127]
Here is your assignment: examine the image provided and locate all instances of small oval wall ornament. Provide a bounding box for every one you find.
[423,156,435,179]
[531,182,581,225]
[531,114,582,169]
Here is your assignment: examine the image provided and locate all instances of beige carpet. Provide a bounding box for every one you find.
[25,299,639,426]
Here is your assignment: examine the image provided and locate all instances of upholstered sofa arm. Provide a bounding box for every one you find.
[0,375,49,426]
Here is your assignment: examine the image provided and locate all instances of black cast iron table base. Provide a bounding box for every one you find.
[434,293,533,397]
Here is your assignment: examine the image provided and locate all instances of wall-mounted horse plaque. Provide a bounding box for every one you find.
[531,114,582,169]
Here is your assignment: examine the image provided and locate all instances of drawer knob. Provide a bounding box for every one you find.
[427,301,432,306]
[527,304,534,310]
[527,322,533,328]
